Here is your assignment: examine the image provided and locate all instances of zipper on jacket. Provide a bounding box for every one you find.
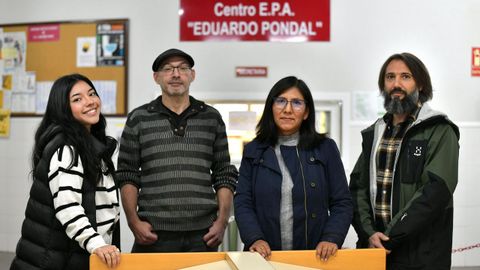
[388,119,419,220]
[296,146,309,249]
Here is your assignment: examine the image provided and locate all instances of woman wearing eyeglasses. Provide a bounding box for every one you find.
[234,76,353,261]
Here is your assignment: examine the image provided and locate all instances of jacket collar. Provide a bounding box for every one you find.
[243,139,271,159]
[363,102,460,141]
[243,140,279,174]
[243,138,330,172]
[414,103,459,139]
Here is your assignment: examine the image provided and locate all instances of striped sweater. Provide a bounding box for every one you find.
[49,145,120,253]
[116,96,238,231]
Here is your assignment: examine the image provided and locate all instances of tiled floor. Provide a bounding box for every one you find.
[1,251,479,269]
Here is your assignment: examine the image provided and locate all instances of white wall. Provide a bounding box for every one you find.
[1,0,480,266]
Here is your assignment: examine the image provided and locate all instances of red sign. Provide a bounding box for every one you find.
[236,66,268,77]
[180,0,330,42]
[28,24,60,42]
[472,47,480,76]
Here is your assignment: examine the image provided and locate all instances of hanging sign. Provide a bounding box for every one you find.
[180,0,330,42]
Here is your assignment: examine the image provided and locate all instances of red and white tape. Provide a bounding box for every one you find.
[452,243,480,253]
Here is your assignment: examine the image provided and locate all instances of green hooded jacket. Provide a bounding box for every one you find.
[349,103,459,270]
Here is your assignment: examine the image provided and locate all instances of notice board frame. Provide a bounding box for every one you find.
[1,18,129,117]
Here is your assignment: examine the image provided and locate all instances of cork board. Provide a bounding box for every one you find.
[1,19,128,116]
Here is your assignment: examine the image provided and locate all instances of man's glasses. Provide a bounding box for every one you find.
[159,65,192,75]
[273,97,306,111]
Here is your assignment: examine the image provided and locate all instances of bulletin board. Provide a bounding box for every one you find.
[0,19,129,116]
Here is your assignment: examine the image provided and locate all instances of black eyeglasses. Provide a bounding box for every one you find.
[273,97,306,111]
[159,65,192,75]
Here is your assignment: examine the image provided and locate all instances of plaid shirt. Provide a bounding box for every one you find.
[374,110,419,231]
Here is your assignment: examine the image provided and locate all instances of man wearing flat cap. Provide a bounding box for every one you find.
[116,48,238,252]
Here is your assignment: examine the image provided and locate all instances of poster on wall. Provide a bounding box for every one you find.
[93,80,117,114]
[36,81,53,114]
[0,27,3,58]
[77,37,97,67]
[180,0,330,42]
[2,31,26,72]
[10,71,36,113]
[96,23,125,66]
[0,109,10,137]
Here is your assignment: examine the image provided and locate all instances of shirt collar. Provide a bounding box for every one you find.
[147,95,206,115]
[382,105,422,126]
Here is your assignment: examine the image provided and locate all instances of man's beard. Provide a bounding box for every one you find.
[383,88,419,115]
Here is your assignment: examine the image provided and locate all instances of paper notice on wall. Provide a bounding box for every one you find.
[28,24,60,42]
[0,90,12,109]
[0,28,3,62]
[2,31,27,73]
[11,92,35,113]
[36,81,53,114]
[0,109,11,137]
[93,80,117,114]
[0,60,4,87]
[2,71,36,113]
[11,71,36,93]
[2,73,12,90]
[77,37,97,67]
[0,27,4,85]
[23,71,36,93]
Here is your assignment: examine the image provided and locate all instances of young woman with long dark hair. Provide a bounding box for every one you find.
[11,74,121,269]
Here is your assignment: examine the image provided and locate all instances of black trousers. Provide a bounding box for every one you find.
[131,228,218,253]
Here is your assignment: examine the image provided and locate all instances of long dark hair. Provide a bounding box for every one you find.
[256,76,325,148]
[378,52,433,104]
[32,73,115,185]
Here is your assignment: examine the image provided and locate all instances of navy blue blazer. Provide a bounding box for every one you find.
[234,138,353,250]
